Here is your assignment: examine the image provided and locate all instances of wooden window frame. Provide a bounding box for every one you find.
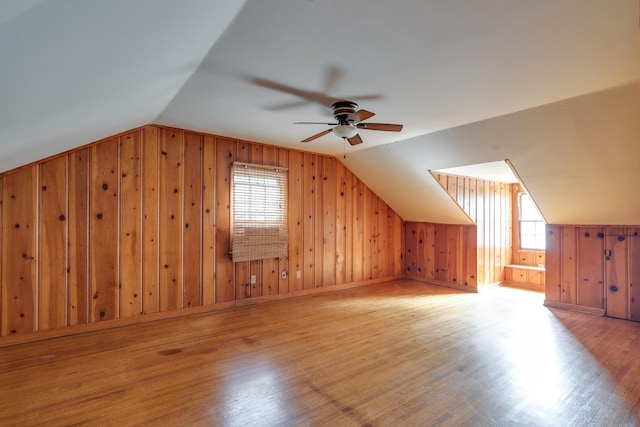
[517,191,545,251]
[231,162,288,262]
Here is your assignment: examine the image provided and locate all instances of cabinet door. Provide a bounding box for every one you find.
[577,227,604,309]
[561,227,577,304]
[545,225,562,303]
[605,228,628,319]
[629,229,640,321]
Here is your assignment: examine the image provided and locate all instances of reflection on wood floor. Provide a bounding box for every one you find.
[1,280,640,426]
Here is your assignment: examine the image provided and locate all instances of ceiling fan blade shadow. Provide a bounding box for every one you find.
[302,129,332,143]
[245,76,336,108]
[265,100,315,111]
[345,94,382,103]
[324,65,344,95]
[348,134,363,145]
[356,123,403,132]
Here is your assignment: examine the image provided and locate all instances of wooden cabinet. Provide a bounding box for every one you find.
[577,228,604,309]
[605,228,629,319]
[546,225,640,321]
[630,228,640,321]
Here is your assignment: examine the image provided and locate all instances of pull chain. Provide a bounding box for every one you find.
[343,137,346,159]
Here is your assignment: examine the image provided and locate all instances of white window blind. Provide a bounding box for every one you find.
[232,162,288,262]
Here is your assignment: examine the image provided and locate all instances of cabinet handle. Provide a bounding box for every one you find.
[610,285,618,292]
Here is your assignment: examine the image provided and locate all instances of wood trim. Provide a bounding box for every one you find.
[543,300,606,316]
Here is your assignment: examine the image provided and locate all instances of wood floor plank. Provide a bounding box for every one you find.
[1,280,640,426]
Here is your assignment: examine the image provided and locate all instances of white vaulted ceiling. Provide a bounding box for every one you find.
[0,0,639,224]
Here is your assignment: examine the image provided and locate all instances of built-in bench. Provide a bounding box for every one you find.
[503,264,545,291]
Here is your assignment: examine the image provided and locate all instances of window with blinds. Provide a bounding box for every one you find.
[231,162,288,262]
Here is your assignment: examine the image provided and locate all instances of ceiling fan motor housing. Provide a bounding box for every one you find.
[332,100,359,124]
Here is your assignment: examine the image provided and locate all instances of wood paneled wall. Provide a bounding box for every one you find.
[404,222,477,291]
[431,172,512,286]
[545,225,640,320]
[0,125,404,339]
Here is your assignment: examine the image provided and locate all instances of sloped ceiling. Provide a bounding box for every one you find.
[1,0,639,224]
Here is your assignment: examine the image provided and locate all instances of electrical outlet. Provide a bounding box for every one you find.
[296,270,301,279]
[250,275,256,284]
[281,271,287,280]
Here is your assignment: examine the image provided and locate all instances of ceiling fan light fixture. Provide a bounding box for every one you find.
[332,124,358,139]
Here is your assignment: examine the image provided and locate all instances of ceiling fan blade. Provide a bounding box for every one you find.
[356,123,403,132]
[294,122,338,125]
[302,129,332,143]
[348,109,375,123]
[347,134,363,145]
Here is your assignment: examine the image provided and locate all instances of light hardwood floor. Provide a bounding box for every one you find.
[2,280,640,426]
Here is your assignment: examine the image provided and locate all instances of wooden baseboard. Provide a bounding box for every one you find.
[501,281,545,292]
[0,276,402,348]
[543,300,606,316]
[406,276,478,293]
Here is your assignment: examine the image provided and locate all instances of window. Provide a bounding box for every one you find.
[518,192,545,250]
[232,162,288,262]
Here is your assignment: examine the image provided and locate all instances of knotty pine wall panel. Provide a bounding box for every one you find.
[119,132,142,318]
[0,125,404,341]
[1,167,37,335]
[158,129,184,311]
[67,149,90,325]
[89,138,120,322]
[404,222,477,291]
[431,172,511,287]
[40,155,68,330]
[141,128,160,314]
[288,151,304,292]
[201,135,217,306]
[629,228,640,321]
[577,227,604,309]
[544,225,640,320]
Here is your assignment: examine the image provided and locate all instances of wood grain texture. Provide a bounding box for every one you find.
[545,225,640,321]
[201,135,216,306]
[89,138,119,322]
[1,168,37,335]
[432,172,512,288]
[545,225,562,303]
[629,228,640,321]
[158,129,184,311]
[141,128,160,314]
[67,149,90,326]
[215,137,234,303]
[2,281,639,426]
[577,227,604,309]
[39,156,68,330]
[287,151,303,291]
[119,132,142,318]
[561,227,578,305]
[606,227,629,319]
[0,125,404,342]
[182,132,203,308]
[302,153,316,290]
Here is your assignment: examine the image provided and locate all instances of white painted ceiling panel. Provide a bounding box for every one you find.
[0,0,245,170]
[0,0,638,224]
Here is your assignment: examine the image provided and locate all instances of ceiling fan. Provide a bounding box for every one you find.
[295,100,403,145]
